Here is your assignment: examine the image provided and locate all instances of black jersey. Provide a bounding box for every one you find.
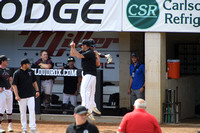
[63,65,78,94]
[0,68,12,88]
[66,121,99,133]
[79,48,97,76]
[12,69,36,98]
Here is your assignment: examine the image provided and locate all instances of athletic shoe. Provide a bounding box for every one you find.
[92,107,101,115]
[0,127,6,133]
[87,113,95,121]
[8,125,14,132]
[29,129,39,133]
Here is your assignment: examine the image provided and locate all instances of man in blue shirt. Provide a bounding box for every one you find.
[128,52,145,106]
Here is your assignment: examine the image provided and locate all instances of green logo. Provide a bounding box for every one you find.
[127,0,160,29]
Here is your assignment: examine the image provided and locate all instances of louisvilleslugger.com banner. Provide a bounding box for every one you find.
[0,0,199,32]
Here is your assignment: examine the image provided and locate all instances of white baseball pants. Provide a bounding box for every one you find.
[18,96,36,131]
[63,93,77,107]
[80,74,96,113]
[0,88,13,114]
[41,79,53,95]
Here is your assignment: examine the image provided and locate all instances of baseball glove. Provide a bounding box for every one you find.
[106,54,113,64]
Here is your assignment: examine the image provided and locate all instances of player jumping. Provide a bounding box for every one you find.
[70,39,101,121]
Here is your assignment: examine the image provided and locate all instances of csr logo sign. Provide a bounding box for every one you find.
[0,0,105,24]
[126,0,160,29]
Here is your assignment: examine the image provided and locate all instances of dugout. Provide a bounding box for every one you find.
[8,31,200,124]
[118,32,200,123]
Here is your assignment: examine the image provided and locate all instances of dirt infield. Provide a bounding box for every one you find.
[1,120,200,133]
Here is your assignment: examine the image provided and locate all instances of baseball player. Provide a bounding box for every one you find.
[0,55,13,133]
[12,58,40,133]
[70,39,101,121]
[62,56,81,108]
[32,50,54,110]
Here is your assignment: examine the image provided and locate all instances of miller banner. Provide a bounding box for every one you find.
[0,31,119,81]
[0,0,200,32]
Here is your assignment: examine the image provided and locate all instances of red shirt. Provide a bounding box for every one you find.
[117,108,162,133]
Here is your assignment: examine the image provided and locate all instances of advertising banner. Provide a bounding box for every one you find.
[0,0,199,32]
[0,0,121,31]
[0,31,119,81]
[123,0,200,32]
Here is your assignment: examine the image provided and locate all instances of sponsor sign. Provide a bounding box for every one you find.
[32,68,78,77]
[0,0,121,31]
[0,0,200,32]
[0,31,119,81]
[126,0,160,29]
[124,0,200,32]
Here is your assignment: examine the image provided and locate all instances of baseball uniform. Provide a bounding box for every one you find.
[0,67,13,132]
[12,68,37,132]
[79,48,97,114]
[0,55,13,132]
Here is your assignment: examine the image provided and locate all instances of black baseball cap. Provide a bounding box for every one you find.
[132,52,138,57]
[78,39,90,46]
[67,56,75,62]
[74,105,88,115]
[88,39,95,45]
[0,55,10,62]
[21,58,30,66]
[78,39,95,47]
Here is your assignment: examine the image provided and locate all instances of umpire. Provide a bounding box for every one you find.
[12,58,40,133]
[66,105,99,133]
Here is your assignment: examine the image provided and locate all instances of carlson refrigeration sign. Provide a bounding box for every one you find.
[123,0,200,32]
[0,0,121,31]
[126,0,160,29]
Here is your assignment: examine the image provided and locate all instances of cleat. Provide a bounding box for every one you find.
[0,128,6,133]
[92,107,101,115]
[87,113,95,121]
[29,129,39,133]
[8,125,14,132]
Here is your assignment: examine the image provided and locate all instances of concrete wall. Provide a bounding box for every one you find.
[145,33,166,123]
[130,32,144,63]
[166,76,196,119]
[119,32,131,108]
